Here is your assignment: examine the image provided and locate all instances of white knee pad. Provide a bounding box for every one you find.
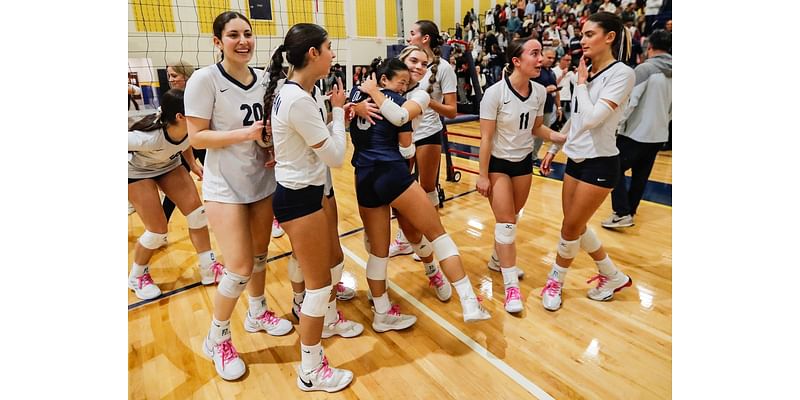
[185,206,208,229]
[300,285,332,318]
[557,236,581,259]
[365,254,389,280]
[139,230,168,250]
[580,227,602,253]
[426,190,440,207]
[410,236,433,258]
[432,234,460,261]
[287,256,304,283]
[253,253,267,273]
[217,269,250,299]
[495,223,517,245]
[331,261,344,283]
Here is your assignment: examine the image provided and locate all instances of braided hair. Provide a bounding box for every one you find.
[415,20,445,95]
[129,89,184,132]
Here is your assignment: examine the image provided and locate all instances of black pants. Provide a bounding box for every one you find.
[162,148,206,221]
[610,135,664,216]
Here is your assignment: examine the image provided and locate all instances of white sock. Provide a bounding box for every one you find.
[491,249,498,262]
[501,266,519,287]
[300,342,324,373]
[549,263,569,283]
[324,299,338,325]
[424,262,438,276]
[451,276,476,300]
[373,292,391,314]
[130,263,147,279]
[198,250,215,270]
[293,291,305,306]
[209,318,231,342]
[396,228,407,243]
[248,295,266,317]
[595,256,619,276]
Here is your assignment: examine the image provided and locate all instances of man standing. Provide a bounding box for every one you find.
[531,47,560,165]
[552,53,574,123]
[602,30,672,229]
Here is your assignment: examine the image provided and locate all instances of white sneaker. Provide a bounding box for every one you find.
[334,281,355,301]
[128,201,135,215]
[461,296,491,322]
[587,272,633,301]
[372,304,417,332]
[601,213,634,229]
[321,310,364,338]
[199,261,225,285]
[296,356,353,393]
[504,286,524,313]
[291,299,302,321]
[244,309,293,336]
[388,238,413,257]
[541,278,563,311]
[412,253,421,261]
[487,255,525,278]
[271,218,285,238]
[128,271,161,300]
[203,336,246,381]
[427,270,452,301]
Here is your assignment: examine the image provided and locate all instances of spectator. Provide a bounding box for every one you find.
[525,0,537,19]
[599,0,617,14]
[531,47,560,164]
[485,8,495,32]
[507,9,522,34]
[645,0,663,35]
[455,22,463,40]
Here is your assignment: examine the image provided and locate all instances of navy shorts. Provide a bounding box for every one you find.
[272,183,324,223]
[414,127,444,147]
[488,152,533,178]
[355,161,416,208]
[128,165,178,184]
[565,156,620,189]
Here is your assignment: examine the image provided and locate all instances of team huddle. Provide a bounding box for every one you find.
[128,10,637,393]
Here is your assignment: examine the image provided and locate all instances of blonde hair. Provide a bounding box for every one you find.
[167,60,195,80]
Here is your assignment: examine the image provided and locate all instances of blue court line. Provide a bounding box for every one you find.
[446,141,672,206]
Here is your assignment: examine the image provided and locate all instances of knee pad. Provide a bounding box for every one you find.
[253,253,267,273]
[217,269,250,299]
[426,190,440,207]
[432,234,460,261]
[287,256,304,283]
[139,230,168,250]
[185,206,208,229]
[330,261,344,283]
[557,236,581,259]
[580,227,602,254]
[410,236,433,258]
[300,285,332,318]
[494,223,517,245]
[365,254,389,280]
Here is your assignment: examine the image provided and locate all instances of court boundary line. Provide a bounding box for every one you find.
[341,246,555,400]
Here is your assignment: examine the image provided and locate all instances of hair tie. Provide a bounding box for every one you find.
[277,44,286,53]
[154,106,163,122]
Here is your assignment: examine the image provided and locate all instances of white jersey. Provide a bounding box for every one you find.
[415,58,457,141]
[404,84,431,133]
[565,61,635,161]
[128,128,189,179]
[271,81,333,190]
[480,76,547,162]
[184,63,276,204]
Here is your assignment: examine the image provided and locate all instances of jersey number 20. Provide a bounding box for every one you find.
[241,103,264,126]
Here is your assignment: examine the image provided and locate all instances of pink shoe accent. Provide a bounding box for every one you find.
[586,274,608,289]
[218,340,240,369]
[335,282,346,293]
[428,271,445,288]
[136,273,154,289]
[335,310,348,324]
[540,278,562,297]
[316,356,334,380]
[387,304,402,316]
[273,219,281,230]
[256,310,281,326]
[505,286,521,304]
[210,261,224,283]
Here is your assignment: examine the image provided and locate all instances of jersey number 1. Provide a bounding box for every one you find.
[519,112,530,130]
[241,103,264,126]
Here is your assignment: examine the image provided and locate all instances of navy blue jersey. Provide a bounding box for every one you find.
[349,88,413,167]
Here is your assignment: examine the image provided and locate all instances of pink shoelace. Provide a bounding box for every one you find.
[218,340,239,369]
[210,261,224,283]
[257,310,281,326]
[334,310,348,324]
[273,219,281,230]
[540,278,562,297]
[387,304,402,316]
[586,274,608,289]
[315,356,334,380]
[428,271,445,288]
[136,273,154,289]
[505,286,521,304]
[334,282,347,293]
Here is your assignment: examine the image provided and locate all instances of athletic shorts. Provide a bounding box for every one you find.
[565,155,620,189]
[488,153,533,178]
[128,164,179,184]
[272,183,324,223]
[414,127,444,147]
[355,161,417,208]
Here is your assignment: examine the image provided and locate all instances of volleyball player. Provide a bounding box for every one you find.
[185,11,292,381]
[539,12,636,311]
[128,89,224,300]
[477,37,567,314]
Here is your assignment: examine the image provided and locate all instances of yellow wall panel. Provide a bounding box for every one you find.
[355,0,376,37]
[248,0,276,36]
[132,0,176,32]
[385,0,398,37]
[418,0,433,22]
[196,0,230,34]
[461,0,473,26]
[480,0,491,14]
[440,0,455,32]
[287,0,314,25]
[323,0,346,38]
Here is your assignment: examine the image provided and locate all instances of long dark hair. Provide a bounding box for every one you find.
[415,20,444,95]
[212,11,252,61]
[504,37,536,74]
[129,89,184,132]
[587,11,631,63]
[263,23,329,120]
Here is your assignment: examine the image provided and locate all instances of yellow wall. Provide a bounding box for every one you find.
[418,0,434,22]
[385,0,398,37]
[461,0,472,26]
[480,0,492,14]
[441,0,455,32]
[287,0,314,25]
[132,0,175,32]
[356,0,377,37]
[196,0,230,34]
[324,0,346,38]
